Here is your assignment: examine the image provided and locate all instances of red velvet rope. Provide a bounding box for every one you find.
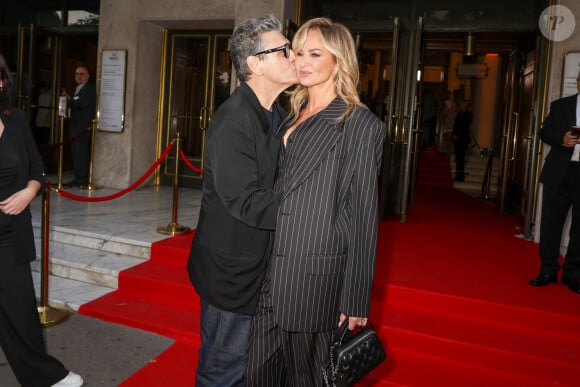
[179,149,204,174]
[56,143,174,202]
[38,126,91,150]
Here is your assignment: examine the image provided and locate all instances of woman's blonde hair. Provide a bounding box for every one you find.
[287,17,362,124]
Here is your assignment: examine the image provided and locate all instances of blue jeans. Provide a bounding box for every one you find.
[196,300,252,387]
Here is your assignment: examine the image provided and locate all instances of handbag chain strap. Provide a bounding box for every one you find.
[322,338,338,387]
[323,321,350,387]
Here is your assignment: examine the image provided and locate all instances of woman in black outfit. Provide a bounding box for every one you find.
[0,53,83,386]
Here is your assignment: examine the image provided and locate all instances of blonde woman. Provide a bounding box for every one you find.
[246,17,386,387]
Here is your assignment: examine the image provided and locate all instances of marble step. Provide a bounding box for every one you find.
[31,270,113,312]
[30,224,149,310]
[450,157,500,198]
[31,237,145,289]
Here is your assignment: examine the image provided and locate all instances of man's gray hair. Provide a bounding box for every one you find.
[229,14,283,82]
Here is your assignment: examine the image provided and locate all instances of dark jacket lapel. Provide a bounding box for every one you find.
[283,97,345,198]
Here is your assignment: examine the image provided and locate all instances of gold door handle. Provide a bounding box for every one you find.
[390,114,398,144]
[200,107,208,131]
[510,112,519,161]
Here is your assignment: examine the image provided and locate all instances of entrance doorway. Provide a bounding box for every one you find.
[0,25,98,173]
[357,28,541,229]
[158,30,231,187]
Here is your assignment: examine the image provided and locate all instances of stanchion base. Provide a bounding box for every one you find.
[37,305,71,327]
[157,222,191,236]
[56,183,73,190]
[79,183,101,191]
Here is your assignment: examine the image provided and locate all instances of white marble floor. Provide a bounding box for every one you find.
[31,177,203,245]
[29,173,203,310]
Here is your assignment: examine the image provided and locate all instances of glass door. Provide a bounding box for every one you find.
[380,17,423,223]
[379,17,410,220]
[400,16,424,222]
[498,50,522,215]
[17,24,63,145]
[159,31,231,186]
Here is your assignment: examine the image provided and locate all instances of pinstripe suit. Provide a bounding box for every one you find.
[247,97,386,386]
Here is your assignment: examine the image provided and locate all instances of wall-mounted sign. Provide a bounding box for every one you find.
[99,49,127,132]
[456,63,488,79]
[561,51,580,98]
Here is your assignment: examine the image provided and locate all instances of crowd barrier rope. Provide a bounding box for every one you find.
[38,133,198,325]
[55,141,174,202]
[179,149,204,174]
[37,125,91,149]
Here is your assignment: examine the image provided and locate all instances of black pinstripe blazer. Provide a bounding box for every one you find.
[269,97,386,333]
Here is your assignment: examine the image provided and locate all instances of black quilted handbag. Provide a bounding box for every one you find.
[322,320,387,387]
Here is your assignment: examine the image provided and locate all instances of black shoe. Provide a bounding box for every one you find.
[453,175,465,182]
[529,273,557,287]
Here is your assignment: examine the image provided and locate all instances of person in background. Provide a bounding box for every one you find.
[0,53,84,387]
[529,70,580,294]
[34,82,53,144]
[66,65,96,187]
[245,17,385,386]
[187,14,298,386]
[451,99,473,182]
[441,91,457,157]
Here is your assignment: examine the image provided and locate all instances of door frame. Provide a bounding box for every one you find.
[156,29,231,187]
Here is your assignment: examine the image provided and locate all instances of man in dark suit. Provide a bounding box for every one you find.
[451,99,473,182]
[67,65,96,187]
[187,14,297,386]
[529,71,580,294]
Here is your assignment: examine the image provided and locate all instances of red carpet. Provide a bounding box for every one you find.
[416,146,453,187]
[79,148,580,386]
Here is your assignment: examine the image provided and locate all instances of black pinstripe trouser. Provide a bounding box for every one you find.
[245,268,332,387]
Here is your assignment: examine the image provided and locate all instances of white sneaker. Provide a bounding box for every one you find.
[52,371,84,387]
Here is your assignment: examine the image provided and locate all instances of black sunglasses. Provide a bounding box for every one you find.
[254,43,291,59]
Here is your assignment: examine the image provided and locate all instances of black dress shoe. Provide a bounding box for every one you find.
[529,273,557,287]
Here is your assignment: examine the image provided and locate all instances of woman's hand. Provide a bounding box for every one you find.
[0,181,40,215]
[339,313,368,330]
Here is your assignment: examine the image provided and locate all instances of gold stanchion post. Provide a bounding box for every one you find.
[55,116,67,190]
[38,180,71,327]
[157,131,191,235]
[82,119,100,191]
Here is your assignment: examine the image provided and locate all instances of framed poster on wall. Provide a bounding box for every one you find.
[561,51,580,98]
[99,49,127,132]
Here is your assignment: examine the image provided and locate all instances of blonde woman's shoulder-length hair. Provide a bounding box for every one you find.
[287,17,363,125]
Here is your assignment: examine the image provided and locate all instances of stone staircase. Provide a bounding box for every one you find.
[26,181,201,313]
[31,224,148,311]
[450,152,500,199]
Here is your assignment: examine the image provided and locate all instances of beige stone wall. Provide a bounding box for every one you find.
[94,0,295,188]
